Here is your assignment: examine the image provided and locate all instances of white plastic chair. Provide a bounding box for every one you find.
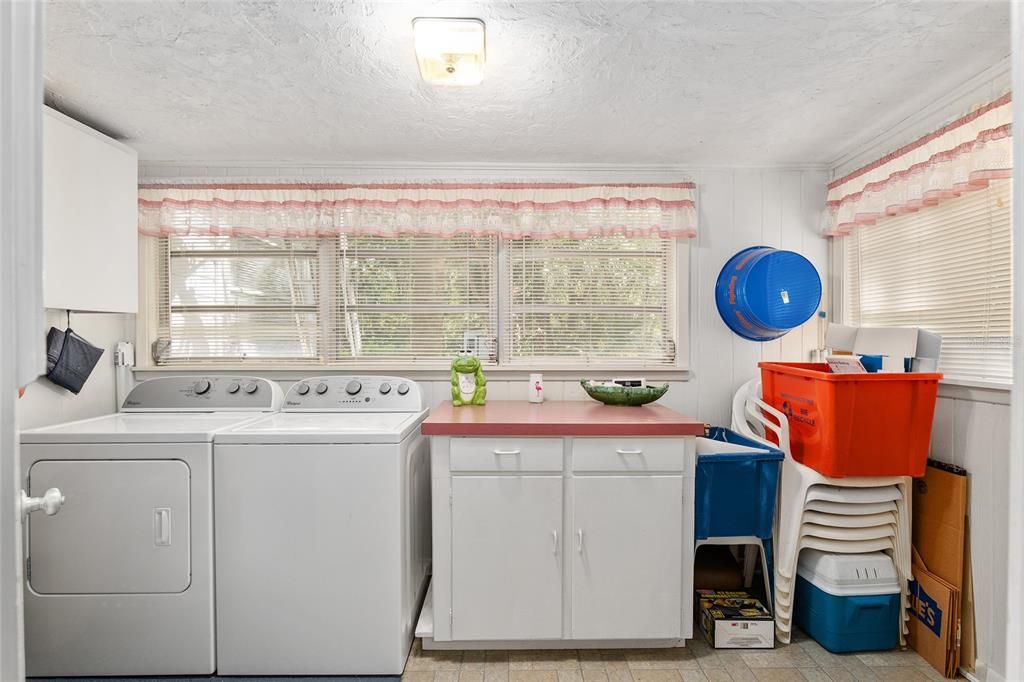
[731,377,764,439]
[744,398,911,583]
[741,396,911,645]
[773,538,908,634]
[802,510,898,528]
[805,499,898,516]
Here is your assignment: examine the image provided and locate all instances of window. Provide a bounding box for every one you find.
[147,234,681,369]
[844,179,1011,382]
[155,235,322,364]
[504,236,676,366]
[333,235,497,363]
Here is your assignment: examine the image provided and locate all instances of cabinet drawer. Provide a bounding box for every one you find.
[572,438,685,473]
[451,438,563,472]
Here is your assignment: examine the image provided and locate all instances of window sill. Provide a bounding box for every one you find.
[938,377,1010,405]
[132,366,694,383]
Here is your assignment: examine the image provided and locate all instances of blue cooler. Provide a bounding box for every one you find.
[793,550,901,654]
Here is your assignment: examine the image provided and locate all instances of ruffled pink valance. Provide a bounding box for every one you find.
[138,181,698,240]
[825,93,1012,236]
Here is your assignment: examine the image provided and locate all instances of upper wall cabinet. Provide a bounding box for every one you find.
[43,107,138,313]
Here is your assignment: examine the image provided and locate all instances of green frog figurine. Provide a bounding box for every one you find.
[451,351,487,406]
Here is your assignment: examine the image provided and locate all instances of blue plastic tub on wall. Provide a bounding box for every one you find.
[715,246,822,341]
[695,427,783,541]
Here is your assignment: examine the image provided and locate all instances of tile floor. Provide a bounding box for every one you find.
[402,630,960,682]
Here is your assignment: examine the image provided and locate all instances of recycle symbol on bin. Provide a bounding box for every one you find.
[781,401,794,418]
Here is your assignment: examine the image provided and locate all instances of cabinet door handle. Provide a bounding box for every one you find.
[552,530,558,555]
[576,529,584,553]
[616,448,644,455]
[492,449,521,456]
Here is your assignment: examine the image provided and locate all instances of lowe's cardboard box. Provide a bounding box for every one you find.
[697,590,774,649]
[910,461,968,678]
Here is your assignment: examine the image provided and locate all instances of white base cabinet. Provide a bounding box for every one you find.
[429,434,696,646]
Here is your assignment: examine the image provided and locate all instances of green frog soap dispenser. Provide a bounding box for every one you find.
[451,350,487,406]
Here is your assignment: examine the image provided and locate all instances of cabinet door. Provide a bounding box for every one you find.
[451,475,562,640]
[43,107,138,313]
[572,475,683,639]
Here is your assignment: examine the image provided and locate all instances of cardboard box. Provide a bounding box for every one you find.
[694,545,745,591]
[910,461,968,678]
[824,324,941,371]
[910,549,960,678]
[696,590,774,649]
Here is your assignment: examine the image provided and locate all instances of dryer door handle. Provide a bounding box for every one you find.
[20,488,65,518]
[153,508,171,546]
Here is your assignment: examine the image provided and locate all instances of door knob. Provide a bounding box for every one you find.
[21,488,65,517]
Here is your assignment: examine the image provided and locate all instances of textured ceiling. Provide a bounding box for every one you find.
[45,0,1010,165]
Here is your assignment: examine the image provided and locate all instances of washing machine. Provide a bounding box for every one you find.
[212,375,431,675]
[19,375,283,677]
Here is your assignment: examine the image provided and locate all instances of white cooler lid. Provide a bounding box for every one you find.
[796,549,900,596]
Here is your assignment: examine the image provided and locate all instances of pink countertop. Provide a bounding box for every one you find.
[422,400,704,437]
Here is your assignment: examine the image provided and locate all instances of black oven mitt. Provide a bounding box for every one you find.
[45,327,104,394]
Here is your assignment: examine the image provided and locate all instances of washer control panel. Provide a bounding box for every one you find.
[284,376,422,412]
[121,376,284,412]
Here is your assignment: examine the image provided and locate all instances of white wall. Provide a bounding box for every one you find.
[16,310,134,430]
[929,392,1010,680]
[137,163,831,424]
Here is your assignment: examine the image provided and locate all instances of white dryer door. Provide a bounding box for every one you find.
[27,459,191,594]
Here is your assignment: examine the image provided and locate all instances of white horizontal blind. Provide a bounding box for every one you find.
[845,179,1012,382]
[503,236,677,367]
[155,235,321,364]
[331,235,497,363]
[152,234,681,368]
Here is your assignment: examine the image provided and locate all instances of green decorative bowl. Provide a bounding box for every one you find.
[580,380,669,406]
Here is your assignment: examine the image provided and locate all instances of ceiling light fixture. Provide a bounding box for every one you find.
[412,17,485,86]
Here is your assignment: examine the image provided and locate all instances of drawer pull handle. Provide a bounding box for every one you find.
[616,448,644,455]
[552,530,558,555]
[576,529,584,553]
[493,449,522,456]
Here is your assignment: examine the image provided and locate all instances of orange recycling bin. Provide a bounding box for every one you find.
[758,362,942,478]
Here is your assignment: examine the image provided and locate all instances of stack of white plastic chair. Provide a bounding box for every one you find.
[732,379,912,646]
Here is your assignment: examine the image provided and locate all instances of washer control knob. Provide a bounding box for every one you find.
[244,382,259,394]
[379,382,392,395]
[397,382,410,395]
[345,380,362,395]
[193,379,211,395]
[316,382,329,395]
[296,382,310,395]
[226,381,240,394]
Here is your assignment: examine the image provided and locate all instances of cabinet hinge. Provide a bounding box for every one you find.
[449,491,453,507]
[25,557,31,581]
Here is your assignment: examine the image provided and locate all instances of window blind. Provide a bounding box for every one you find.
[845,179,1012,382]
[155,235,322,364]
[332,235,497,363]
[151,234,681,368]
[503,236,677,367]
